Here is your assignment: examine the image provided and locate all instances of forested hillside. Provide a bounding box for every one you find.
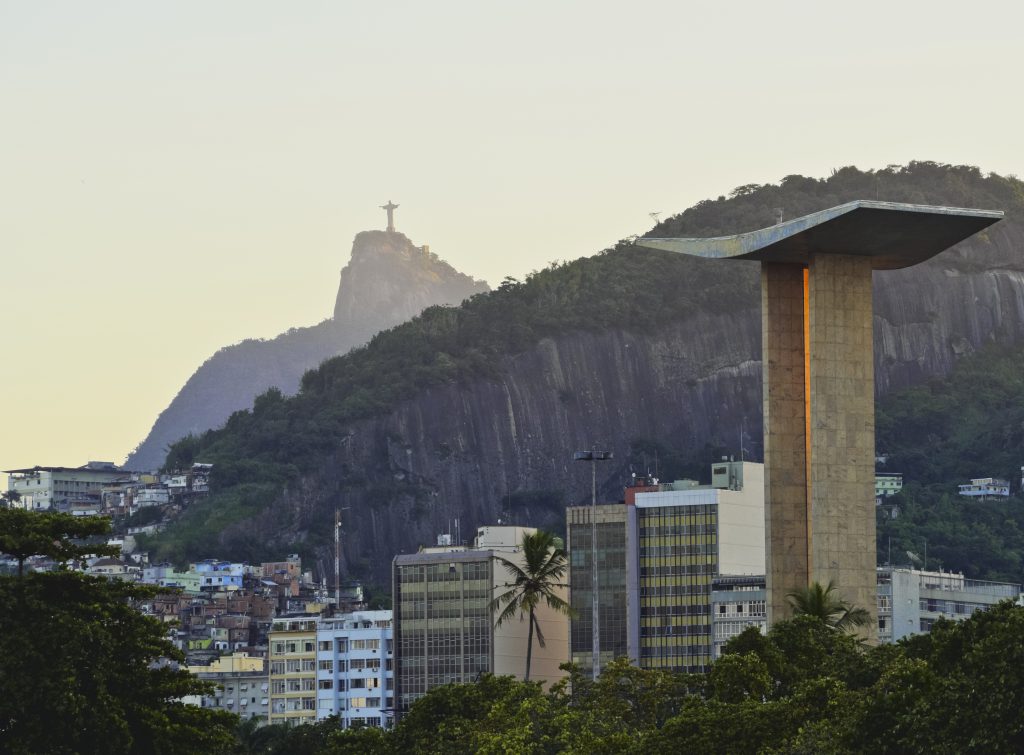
[876,342,1024,584]
[144,162,1024,581]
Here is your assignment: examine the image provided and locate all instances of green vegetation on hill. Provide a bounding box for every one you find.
[876,342,1024,583]
[151,162,1024,565]
[152,246,752,563]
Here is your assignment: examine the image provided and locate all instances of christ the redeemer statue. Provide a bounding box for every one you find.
[381,200,399,233]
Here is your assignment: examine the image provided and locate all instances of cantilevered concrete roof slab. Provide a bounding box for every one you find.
[636,200,1003,270]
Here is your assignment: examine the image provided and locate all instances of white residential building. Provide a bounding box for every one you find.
[957,478,1010,499]
[5,462,127,511]
[877,566,1020,643]
[316,610,394,729]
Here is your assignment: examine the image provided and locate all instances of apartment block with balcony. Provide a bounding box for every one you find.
[268,616,319,725]
[315,610,394,728]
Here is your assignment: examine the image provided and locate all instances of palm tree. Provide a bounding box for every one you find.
[490,530,576,681]
[787,580,871,631]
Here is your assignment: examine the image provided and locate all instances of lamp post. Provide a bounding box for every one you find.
[573,449,613,680]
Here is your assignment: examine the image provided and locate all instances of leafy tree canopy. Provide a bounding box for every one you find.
[0,511,237,754]
[253,601,1024,753]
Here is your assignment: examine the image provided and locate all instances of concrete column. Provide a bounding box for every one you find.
[807,253,877,637]
[761,263,810,625]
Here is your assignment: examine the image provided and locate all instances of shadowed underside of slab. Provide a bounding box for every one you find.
[636,200,1003,269]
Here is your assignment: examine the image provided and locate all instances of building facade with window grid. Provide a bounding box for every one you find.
[566,504,629,674]
[710,575,767,658]
[626,463,764,674]
[315,610,394,728]
[393,526,570,715]
[268,617,318,725]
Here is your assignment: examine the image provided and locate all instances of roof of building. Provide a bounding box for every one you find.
[394,549,494,566]
[635,200,1002,270]
[4,464,133,475]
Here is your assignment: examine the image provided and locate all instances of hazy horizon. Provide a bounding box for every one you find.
[3,1,1023,474]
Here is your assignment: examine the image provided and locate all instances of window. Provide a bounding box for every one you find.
[318,641,332,651]
[350,697,367,708]
[304,642,315,652]
[302,659,316,672]
[319,680,334,690]
[318,660,334,671]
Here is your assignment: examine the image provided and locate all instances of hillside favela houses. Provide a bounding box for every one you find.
[3,460,212,520]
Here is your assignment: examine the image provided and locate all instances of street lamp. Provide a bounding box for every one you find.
[573,449,613,680]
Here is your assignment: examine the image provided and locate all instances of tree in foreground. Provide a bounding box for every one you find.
[0,511,237,754]
[786,579,870,631]
[0,507,118,576]
[490,530,575,680]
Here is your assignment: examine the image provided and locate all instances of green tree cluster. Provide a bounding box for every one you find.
[0,511,237,754]
[250,601,1024,754]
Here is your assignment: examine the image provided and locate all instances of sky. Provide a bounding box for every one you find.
[2,0,1022,474]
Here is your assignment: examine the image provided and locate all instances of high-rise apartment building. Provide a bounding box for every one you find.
[393,526,569,714]
[315,610,394,729]
[268,616,318,725]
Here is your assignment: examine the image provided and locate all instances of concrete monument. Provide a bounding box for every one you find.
[637,200,1002,638]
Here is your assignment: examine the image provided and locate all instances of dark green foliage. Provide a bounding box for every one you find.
[876,342,1024,583]
[0,508,118,576]
[0,511,236,754]
[255,602,1024,753]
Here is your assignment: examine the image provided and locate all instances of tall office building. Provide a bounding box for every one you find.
[568,461,765,674]
[630,461,764,672]
[565,500,632,674]
[393,526,569,714]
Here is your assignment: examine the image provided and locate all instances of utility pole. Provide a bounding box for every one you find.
[574,449,613,680]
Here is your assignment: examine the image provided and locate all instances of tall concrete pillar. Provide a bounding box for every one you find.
[762,263,810,625]
[807,254,876,626]
[637,200,1003,643]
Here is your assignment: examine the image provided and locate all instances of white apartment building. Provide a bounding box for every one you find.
[5,462,126,511]
[315,610,394,729]
[877,566,1020,642]
[957,477,1010,499]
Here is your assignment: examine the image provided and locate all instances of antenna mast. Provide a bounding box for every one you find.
[334,508,341,607]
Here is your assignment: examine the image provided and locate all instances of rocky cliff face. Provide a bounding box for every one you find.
[125,231,488,471]
[223,221,1024,584]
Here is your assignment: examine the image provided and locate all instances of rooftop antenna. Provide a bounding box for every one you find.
[334,505,352,606]
[774,208,784,225]
[649,211,662,224]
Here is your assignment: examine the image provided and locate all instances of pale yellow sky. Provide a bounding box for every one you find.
[2,0,1022,473]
